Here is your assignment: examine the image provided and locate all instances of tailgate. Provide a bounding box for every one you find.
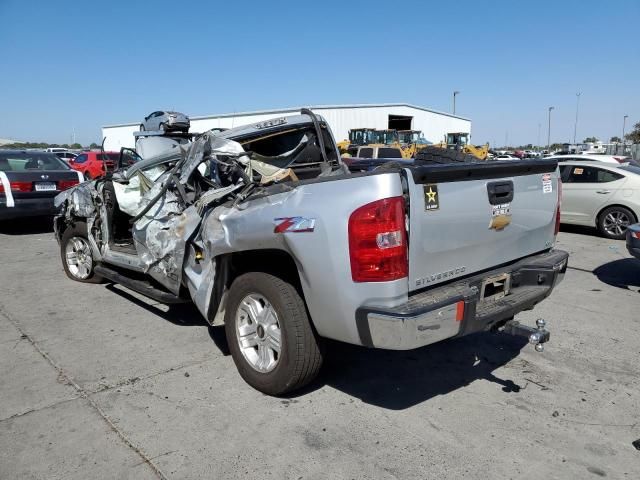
[405,159,559,292]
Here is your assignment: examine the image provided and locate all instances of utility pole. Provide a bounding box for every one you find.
[622,115,628,143]
[453,91,460,115]
[573,92,581,144]
[547,106,554,150]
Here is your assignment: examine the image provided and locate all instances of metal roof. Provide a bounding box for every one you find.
[103,103,471,129]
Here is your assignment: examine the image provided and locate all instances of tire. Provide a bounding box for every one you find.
[597,206,636,240]
[60,222,102,283]
[159,122,165,133]
[414,146,479,164]
[84,172,92,180]
[224,272,323,395]
[139,124,145,131]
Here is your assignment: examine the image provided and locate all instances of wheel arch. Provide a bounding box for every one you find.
[595,203,638,226]
[207,248,309,326]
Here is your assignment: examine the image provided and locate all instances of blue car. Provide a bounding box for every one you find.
[626,224,640,260]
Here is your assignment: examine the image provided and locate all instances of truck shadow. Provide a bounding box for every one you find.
[104,282,526,408]
[592,258,640,290]
[103,283,231,354]
[315,333,527,410]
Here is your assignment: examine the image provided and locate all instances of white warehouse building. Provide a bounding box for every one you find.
[101,103,471,151]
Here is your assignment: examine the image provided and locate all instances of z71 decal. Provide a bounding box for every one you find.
[274,217,316,233]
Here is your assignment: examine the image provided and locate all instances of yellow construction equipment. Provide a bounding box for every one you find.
[397,130,431,158]
[337,128,378,156]
[432,132,489,160]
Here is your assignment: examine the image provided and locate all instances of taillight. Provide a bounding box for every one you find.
[554,179,562,236]
[0,181,32,193]
[58,179,79,191]
[632,231,640,240]
[348,196,408,282]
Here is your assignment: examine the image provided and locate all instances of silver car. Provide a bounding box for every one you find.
[559,161,640,239]
[140,111,190,133]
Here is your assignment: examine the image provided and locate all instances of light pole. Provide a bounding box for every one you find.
[453,91,460,115]
[622,115,628,143]
[547,106,554,150]
[573,92,581,144]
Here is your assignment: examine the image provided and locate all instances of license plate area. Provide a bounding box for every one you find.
[35,182,56,191]
[479,273,511,303]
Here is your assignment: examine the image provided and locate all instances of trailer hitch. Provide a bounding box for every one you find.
[501,318,550,352]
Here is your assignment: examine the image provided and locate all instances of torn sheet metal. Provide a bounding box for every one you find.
[54,181,97,217]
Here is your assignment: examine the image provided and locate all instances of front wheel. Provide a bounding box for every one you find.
[60,222,102,283]
[225,272,323,395]
[597,206,635,240]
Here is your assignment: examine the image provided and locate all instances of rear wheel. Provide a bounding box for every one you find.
[225,272,323,395]
[159,122,166,133]
[139,124,145,131]
[597,206,635,240]
[60,222,102,283]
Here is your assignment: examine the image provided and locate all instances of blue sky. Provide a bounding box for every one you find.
[0,0,638,146]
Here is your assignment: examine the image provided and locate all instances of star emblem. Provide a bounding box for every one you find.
[425,187,437,203]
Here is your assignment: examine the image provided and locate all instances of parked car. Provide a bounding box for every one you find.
[0,150,82,220]
[140,111,190,133]
[54,111,567,395]
[55,151,77,163]
[69,151,120,179]
[46,147,70,153]
[494,154,519,160]
[559,161,640,239]
[626,224,640,260]
[549,154,635,166]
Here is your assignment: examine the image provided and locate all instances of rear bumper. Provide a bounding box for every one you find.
[0,198,59,220]
[356,249,569,350]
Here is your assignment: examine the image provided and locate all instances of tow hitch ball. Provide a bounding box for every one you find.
[501,318,550,352]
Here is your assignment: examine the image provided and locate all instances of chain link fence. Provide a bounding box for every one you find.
[605,144,640,160]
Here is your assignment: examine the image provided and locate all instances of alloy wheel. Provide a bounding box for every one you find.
[65,236,93,279]
[235,293,281,373]
[603,211,630,237]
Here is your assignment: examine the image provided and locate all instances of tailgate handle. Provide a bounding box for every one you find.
[487,181,514,205]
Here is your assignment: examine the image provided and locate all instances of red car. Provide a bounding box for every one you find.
[69,151,119,179]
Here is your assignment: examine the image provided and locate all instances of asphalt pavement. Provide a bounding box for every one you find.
[1,218,638,479]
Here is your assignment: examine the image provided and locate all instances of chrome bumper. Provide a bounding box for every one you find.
[356,249,569,350]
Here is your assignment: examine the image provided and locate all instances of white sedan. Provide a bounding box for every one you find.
[559,161,640,239]
[549,154,633,165]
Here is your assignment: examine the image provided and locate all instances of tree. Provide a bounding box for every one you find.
[610,136,622,143]
[70,143,82,149]
[625,122,640,144]
[583,136,599,143]
[89,142,99,149]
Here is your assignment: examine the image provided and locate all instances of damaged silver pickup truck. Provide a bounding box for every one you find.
[54,110,568,395]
